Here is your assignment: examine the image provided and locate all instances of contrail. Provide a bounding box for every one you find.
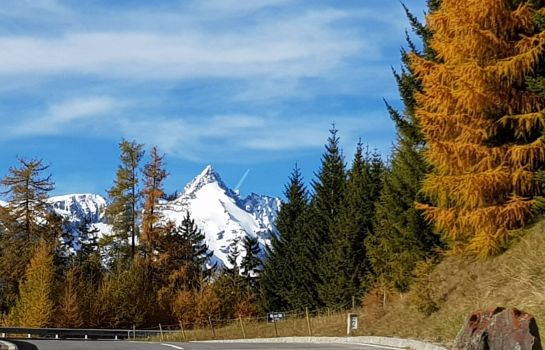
[235,169,251,191]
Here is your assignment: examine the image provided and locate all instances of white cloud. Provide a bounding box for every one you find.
[114,113,392,162]
[10,96,121,136]
[0,11,362,82]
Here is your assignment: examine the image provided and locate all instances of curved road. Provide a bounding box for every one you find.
[7,339,399,350]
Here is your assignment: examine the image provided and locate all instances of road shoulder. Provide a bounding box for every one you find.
[0,340,17,350]
[202,336,447,350]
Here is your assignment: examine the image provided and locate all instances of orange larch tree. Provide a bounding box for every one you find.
[411,0,545,257]
[141,146,168,263]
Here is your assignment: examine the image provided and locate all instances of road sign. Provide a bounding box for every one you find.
[267,312,285,323]
[347,313,358,335]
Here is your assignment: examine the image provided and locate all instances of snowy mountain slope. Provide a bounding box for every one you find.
[35,166,280,267]
[160,165,280,267]
[49,193,106,225]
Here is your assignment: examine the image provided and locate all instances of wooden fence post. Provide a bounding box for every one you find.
[179,321,187,341]
[239,316,246,339]
[208,316,216,338]
[305,307,313,336]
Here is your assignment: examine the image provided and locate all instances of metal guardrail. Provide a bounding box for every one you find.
[0,327,179,340]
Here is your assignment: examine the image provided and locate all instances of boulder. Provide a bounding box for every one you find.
[453,307,542,350]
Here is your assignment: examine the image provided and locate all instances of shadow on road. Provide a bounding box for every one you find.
[7,340,38,350]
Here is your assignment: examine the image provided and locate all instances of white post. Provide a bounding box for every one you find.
[1,333,5,338]
[27,334,31,339]
[85,334,88,340]
[159,324,164,342]
[55,334,59,339]
[115,335,118,340]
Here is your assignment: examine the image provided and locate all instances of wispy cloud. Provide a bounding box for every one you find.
[0,11,362,84]
[10,96,121,137]
[114,113,392,162]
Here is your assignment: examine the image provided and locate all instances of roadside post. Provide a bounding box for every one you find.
[347,313,358,335]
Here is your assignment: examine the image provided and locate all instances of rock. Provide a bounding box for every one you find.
[453,307,542,350]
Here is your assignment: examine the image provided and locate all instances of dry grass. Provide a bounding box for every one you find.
[159,220,545,346]
[160,312,348,342]
[354,219,545,347]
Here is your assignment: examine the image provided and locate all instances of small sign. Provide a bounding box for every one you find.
[267,312,285,323]
[347,313,358,335]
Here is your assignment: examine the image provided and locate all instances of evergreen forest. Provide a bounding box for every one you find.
[1,0,545,337]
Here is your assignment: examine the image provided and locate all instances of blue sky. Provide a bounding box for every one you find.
[0,0,427,199]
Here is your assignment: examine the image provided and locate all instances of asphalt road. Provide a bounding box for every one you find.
[7,339,398,350]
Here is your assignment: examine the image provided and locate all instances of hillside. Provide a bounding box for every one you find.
[357,219,545,347]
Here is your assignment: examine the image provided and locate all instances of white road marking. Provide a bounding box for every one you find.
[161,343,185,350]
[352,343,404,350]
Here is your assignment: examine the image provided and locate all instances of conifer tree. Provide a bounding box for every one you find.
[310,126,346,307]
[156,212,212,320]
[215,238,246,319]
[223,237,241,278]
[260,165,312,311]
[56,267,83,328]
[1,158,54,240]
[411,0,545,257]
[0,158,55,312]
[6,241,55,327]
[159,212,212,290]
[366,1,442,292]
[319,142,383,308]
[240,236,261,292]
[311,126,346,249]
[106,139,144,261]
[141,146,168,264]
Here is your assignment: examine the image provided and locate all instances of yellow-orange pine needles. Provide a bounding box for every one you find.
[411,0,545,257]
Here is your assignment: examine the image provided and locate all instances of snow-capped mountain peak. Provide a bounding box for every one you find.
[37,166,281,268]
[49,193,106,223]
[181,165,229,199]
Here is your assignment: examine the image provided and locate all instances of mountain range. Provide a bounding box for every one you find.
[48,165,281,267]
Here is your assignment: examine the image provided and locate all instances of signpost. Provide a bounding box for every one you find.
[267,312,285,323]
[347,313,358,335]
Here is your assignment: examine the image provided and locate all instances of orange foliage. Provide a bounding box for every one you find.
[411,0,545,257]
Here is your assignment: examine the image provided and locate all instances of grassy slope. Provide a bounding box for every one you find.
[158,221,545,345]
[358,219,545,347]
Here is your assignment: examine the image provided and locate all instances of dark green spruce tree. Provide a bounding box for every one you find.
[157,211,212,291]
[259,165,311,311]
[319,142,384,308]
[365,1,442,292]
[311,126,346,307]
[240,236,261,292]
